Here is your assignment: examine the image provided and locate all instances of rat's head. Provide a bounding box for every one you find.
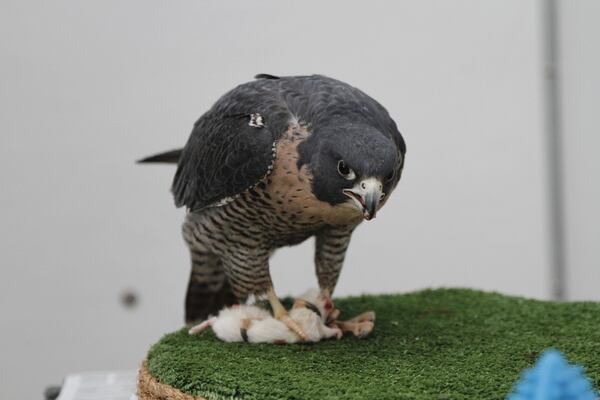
[296,289,334,321]
[299,123,403,221]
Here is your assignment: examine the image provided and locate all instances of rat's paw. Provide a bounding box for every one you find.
[333,327,343,340]
[354,321,374,339]
[357,311,376,323]
[336,319,375,339]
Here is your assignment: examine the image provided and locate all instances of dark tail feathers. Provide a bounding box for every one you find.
[137,149,183,164]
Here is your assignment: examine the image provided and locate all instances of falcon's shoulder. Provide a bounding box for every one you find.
[172,79,291,211]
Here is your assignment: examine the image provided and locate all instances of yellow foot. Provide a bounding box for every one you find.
[280,314,309,342]
[266,287,309,341]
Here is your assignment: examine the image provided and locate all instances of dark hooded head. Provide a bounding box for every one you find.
[297,122,403,220]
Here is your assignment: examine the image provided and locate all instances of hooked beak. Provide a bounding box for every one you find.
[343,178,384,221]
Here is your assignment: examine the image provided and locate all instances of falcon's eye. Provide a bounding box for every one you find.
[337,160,356,180]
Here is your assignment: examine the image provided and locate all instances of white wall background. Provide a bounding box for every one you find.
[0,1,596,399]
[558,0,600,300]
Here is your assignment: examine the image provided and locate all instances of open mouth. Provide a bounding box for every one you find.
[343,189,373,220]
[343,189,365,208]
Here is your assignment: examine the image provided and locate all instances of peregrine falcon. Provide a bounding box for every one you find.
[140,74,406,335]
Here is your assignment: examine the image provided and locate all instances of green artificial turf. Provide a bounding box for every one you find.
[146,288,600,399]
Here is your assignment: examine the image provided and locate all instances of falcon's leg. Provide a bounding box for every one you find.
[219,247,272,302]
[316,226,375,338]
[220,249,310,342]
[315,226,354,297]
[266,287,287,319]
[266,287,309,341]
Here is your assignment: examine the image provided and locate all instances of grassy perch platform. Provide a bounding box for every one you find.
[140,289,600,400]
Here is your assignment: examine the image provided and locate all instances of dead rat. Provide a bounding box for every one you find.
[188,289,342,344]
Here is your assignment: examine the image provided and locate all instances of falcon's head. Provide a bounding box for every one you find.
[299,122,404,221]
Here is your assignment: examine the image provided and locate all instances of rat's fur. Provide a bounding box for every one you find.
[188,289,342,343]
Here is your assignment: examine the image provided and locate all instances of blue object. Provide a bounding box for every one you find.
[508,349,597,400]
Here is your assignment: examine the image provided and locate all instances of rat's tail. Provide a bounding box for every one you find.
[188,317,217,335]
